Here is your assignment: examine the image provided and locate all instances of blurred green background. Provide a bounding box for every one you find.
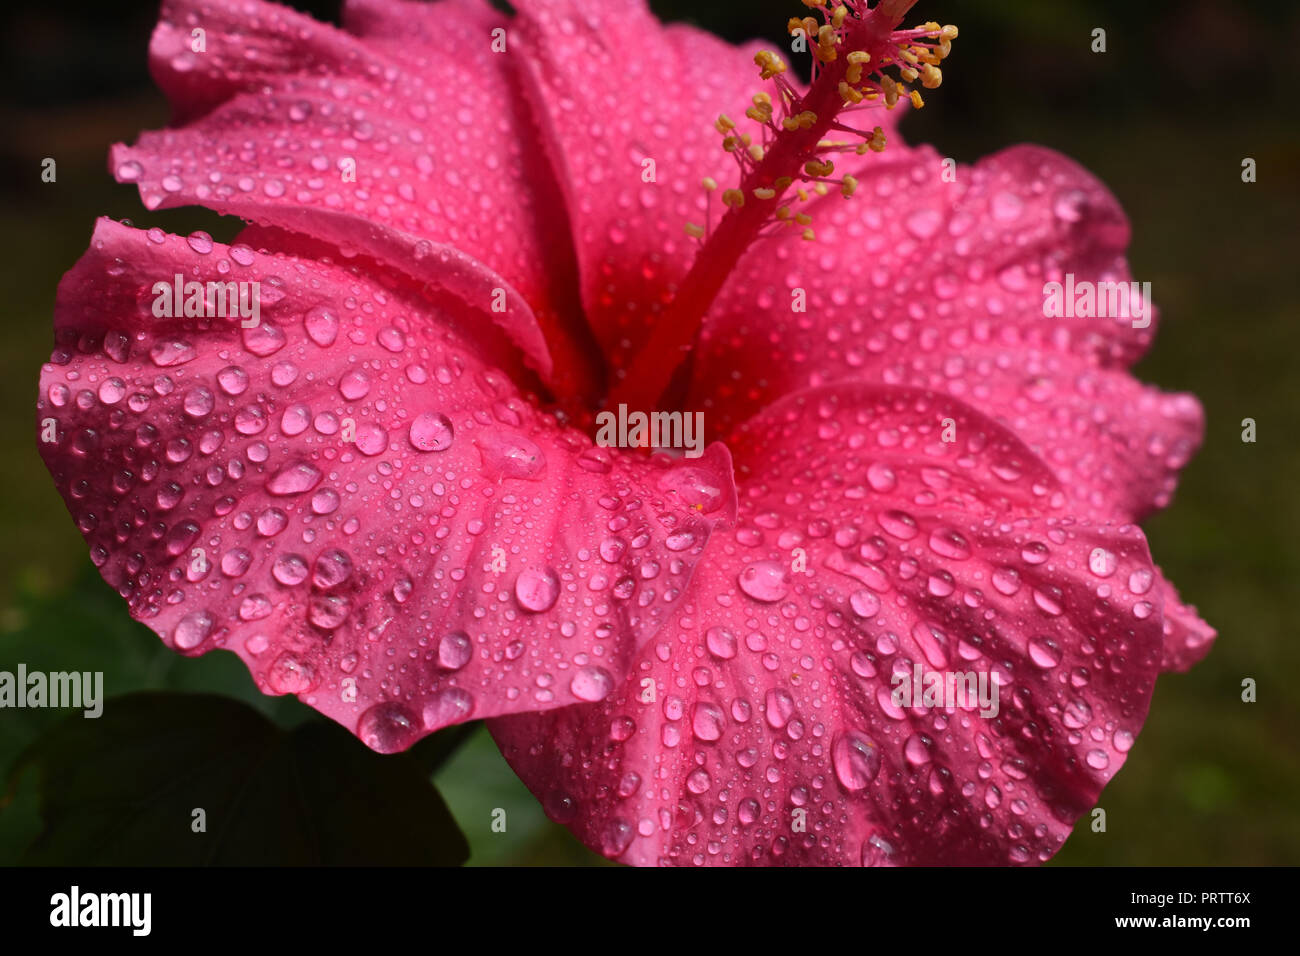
[1,0,1297,864]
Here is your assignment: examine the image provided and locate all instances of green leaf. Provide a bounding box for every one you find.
[5,691,468,865]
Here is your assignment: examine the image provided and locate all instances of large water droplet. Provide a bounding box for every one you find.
[514,567,560,611]
[409,412,454,452]
[738,560,790,602]
[832,732,881,791]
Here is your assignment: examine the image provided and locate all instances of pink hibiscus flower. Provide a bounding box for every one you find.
[37,0,1214,866]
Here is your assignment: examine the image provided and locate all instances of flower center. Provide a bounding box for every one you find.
[604,0,957,415]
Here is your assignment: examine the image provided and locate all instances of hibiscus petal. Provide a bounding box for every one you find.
[1153,573,1216,672]
[114,0,601,398]
[493,384,1164,865]
[37,219,735,751]
[694,143,1162,428]
[508,0,908,373]
[684,143,1210,667]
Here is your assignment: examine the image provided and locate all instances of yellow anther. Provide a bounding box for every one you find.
[801,228,815,241]
[910,89,925,109]
[817,24,836,47]
[798,110,818,128]
[813,182,828,196]
[868,126,887,152]
[722,188,745,208]
[722,136,739,152]
[795,212,812,226]
[746,105,772,123]
[753,92,772,106]
[702,176,717,191]
[782,116,801,131]
[941,25,959,39]
[900,66,919,82]
[774,176,793,189]
[715,114,735,133]
[921,64,942,89]
[747,143,765,161]
[922,21,941,33]
[839,80,864,104]
[799,0,825,8]
[787,17,805,34]
[796,188,809,202]
[753,187,776,200]
[848,51,871,64]
[684,222,704,238]
[831,5,847,28]
[775,205,792,221]
[841,174,858,198]
[846,63,864,84]
[755,50,788,79]
[900,49,920,65]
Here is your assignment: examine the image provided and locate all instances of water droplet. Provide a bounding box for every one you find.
[473,426,546,480]
[409,412,454,452]
[691,701,725,741]
[832,732,881,791]
[515,567,560,611]
[266,461,323,496]
[738,560,790,602]
[570,666,613,702]
[438,631,473,671]
[358,703,419,754]
[173,610,214,650]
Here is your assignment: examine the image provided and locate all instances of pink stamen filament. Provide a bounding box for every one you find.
[606,0,928,414]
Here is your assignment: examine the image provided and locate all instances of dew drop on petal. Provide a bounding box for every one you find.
[570,666,613,702]
[738,560,790,603]
[514,567,560,612]
[409,412,454,452]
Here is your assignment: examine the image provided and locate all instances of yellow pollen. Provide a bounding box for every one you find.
[701,176,717,191]
[804,158,835,177]
[755,50,788,79]
[715,114,735,133]
[801,228,815,241]
[722,188,745,208]
[921,64,942,88]
[839,81,864,104]
[684,222,704,238]
[910,89,925,108]
[841,174,858,198]
[753,187,776,200]
[747,143,766,161]
[795,213,812,226]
